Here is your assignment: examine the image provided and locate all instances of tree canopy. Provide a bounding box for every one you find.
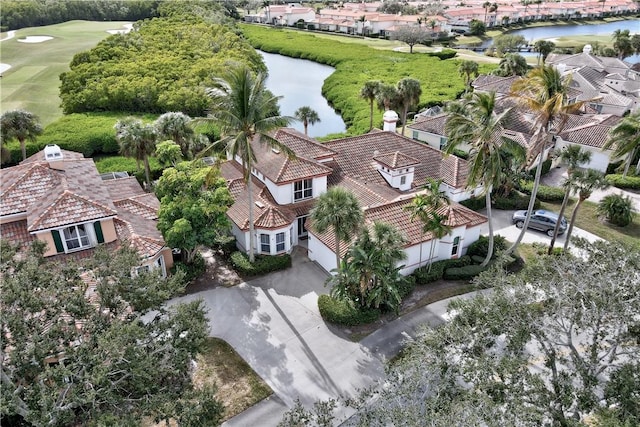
[0,242,223,426]
[281,239,640,426]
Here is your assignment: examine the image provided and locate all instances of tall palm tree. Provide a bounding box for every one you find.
[612,29,633,60]
[396,78,422,136]
[360,80,381,131]
[483,1,492,24]
[154,112,195,158]
[458,60,480,92]
[424,211,452,271]
[547,145,591,254]
[294,106,321,136]
[534,40,556,65]
[563,169,609,251]
[206,64,294,262]
[445,91,511,267]
[492,53,529,77]
[376,83,400,113]
[0,109,43,161]
[506,65,584,254]
[114,117,157,189]
[604,110,640,177]
[310,186,363,271]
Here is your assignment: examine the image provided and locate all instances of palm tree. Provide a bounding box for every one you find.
[597,193,636,227]
[492,53,529,77]
[294,106,321,136]
[458,60,479,92]
[547,145,591,254]
[396,78,422,136]
[424,211,452,270]
[506,66,584,254]
[376,83,400,112]
[563,169,609,251]
[445,91,511,267]
[612,29,633,60]
[360,80,381,131]
[114,117,157,189]
[0,110,43,161]
[534,40,556,65]
[154,112,195,158]
[483,1,492,24]
[604,111,640,177]
[309,186,363,271]
[206,64,294,262]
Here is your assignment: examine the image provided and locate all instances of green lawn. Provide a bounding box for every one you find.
[0,20,131,125]
[540,199,640,247]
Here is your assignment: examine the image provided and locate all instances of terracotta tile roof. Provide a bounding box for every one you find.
[273,128,337,161]
[472,75,521,95]
[558,115,622,149]
[114,195,159,220]
[21,148,84,164]
[408,113,448,135]
[251,137,332,184]
[0,220,34,247]
[28,190,117,232]
[104,177,147,200]
[327,171,393,207]
[374,151,420,169]
[113,213,165,259]
[325,130,469,189]
[254,206,294,229]
[0,163,62,216]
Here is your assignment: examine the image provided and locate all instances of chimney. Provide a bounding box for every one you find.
[583,44,592,55]
[383,110,399,132]
[43,144,64,169]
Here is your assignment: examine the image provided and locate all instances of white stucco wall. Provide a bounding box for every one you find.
[266,175,328,205]
[555,139,612,173]
[256,225,295,255]
[410,129,446,150]
[308,233,337,274]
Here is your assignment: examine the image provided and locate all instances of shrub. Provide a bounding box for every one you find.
[460,196,486,211]
[94,156,165,185]
[519,181,565,202]
[597,194,635,227]
[606,174,640,190]
[317,294,381,326]
[444,264,488,280]
[397,276,416,300]
[466,235,507,259]
[412,256,472,285]
[172,252,206,284]
[230,251,292,276]
[606,160,624,175]
[493,191,540,210]
[526,158,552,178]
[426,49,457,60]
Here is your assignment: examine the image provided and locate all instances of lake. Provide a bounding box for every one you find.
[259,51,346,138]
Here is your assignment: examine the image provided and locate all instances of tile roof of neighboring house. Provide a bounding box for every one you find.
[597,91,634,107]
[373,151,420,169]
[325,130,469,189]
[250,136,332,184]
[472,75,521,95]
[558,114,621,149]
[408,113,448,135]
[273,128,337,161]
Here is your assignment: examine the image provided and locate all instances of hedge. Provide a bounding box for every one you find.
[444,264,488,280]
[460,196,485,211]
[606,174,640,190]
[172,252,206,284]
[425,49,458,60]
[526,158,552,178]
[466,235,507,259]
[317,294,381,326]
[493,191,540,210]
[412,256,472,285]
[230,251,292,276]
[519,181,566,202]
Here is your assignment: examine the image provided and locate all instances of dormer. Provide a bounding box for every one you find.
[373,151,419,191]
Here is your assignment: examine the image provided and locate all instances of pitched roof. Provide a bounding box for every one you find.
[28,190,117,232]
[0,163,62,216]
[373,151,420,169]
[408,113,448,135]
[472,75,521,95]
[558,114,622,149]
[272,128,336,161]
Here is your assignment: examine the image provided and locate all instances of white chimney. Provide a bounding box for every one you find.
[383,110,399,132]
[583,44,592,55]
[44,144,63,161]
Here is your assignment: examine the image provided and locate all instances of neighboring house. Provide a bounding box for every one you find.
[547,45,640,115]
[219,116,487,275]
[0,145,173,275]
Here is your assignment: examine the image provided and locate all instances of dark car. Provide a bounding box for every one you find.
[512,209,567,237]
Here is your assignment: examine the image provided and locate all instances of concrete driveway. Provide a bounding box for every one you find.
[167,250,385,426]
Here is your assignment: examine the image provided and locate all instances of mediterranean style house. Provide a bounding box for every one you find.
[0,145,173,275]
[219,116,487,275]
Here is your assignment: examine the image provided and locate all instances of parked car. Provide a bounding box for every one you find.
[512,209,567,237]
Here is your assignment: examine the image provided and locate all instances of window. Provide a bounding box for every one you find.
[439,137,447,150]
[135,265,151,275]
[260,234,270,253]
[400,176,407,185]
[451,236,460,256]
[294,179,313,201]
[276,232,286,252]
[412,131,419,140]
[63,224,91,251]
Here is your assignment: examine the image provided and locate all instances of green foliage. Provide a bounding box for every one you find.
[172,252,206,285]
[240,24,494,135]
[317,294,381,326]
[425,49,458,60]
[525,158,552,178]
[519,181,566,202]
[94,155,164,184]
[467,235,507,259]
[412,256,472,285]
[597,194,636,227]
[493,191,541,210]
[229,252,292,277]
[60,16,264,116]
[469,19,486,36]
[459,196,485,211]
[443,264,488,280]
[492,34,527,57]
[606,174,640,190]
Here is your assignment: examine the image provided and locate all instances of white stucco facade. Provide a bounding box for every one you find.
[554,139,612,173]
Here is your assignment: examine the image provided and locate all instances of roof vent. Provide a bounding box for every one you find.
[44,144,63,161]
[272,148,281,154]
[255,201,265,208]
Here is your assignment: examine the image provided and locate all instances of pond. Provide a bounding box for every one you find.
[259,51,346,138]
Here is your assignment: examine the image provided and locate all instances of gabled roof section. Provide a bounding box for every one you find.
[373,151,420,169]
[0,163,62,216]
[273,128,337,161]
[28,190,117,231]
[472,75,521,95]
[558,114,622,149]
[21,148,84,164]
[408,113,448,135]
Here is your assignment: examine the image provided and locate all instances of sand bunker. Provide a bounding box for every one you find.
[18,36,53,43]
[0,63,11,75]
[106,23,133,35]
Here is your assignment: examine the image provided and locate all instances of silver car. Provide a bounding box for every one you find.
[512,209,567,237]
